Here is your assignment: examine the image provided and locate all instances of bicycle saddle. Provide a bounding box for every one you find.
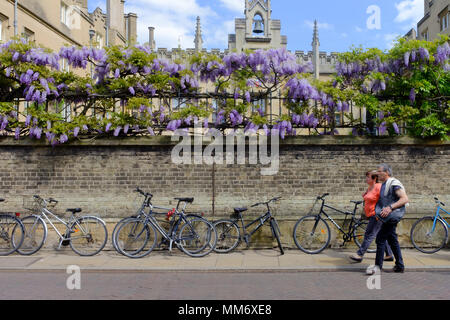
[174,197,194,203]
[234,207,248,213]
[66,208,82,214]
[350,200,363,205]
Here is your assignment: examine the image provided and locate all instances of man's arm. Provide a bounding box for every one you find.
[380,188,409,217]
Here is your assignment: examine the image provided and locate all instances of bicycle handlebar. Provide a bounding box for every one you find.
[317,193,329,200]
[135,187,153,198]
[434,197,445,207]
[251,196,282,208]
[33,195,59,205]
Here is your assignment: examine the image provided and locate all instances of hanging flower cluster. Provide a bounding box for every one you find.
[0,34,448,144]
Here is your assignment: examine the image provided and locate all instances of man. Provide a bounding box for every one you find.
[367,164,409,275]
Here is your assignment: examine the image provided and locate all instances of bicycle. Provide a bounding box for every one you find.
[293,193,371,254]
[410,197,449,254]
[213,197,284,255]
[0,198,25,256]
[112,187,208,256]
[18,195,108,256]
[114,193,217,258]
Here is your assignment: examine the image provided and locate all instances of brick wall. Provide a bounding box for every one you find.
[0,136,448,248]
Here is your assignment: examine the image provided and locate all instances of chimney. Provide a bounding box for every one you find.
[149,27,156,51]
[107,0,125,38]
[125,13,137,45]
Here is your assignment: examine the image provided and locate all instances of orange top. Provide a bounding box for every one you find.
[363,183,381,217]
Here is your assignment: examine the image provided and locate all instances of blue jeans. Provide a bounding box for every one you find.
[357,216,393,257]
[375,221,404,270]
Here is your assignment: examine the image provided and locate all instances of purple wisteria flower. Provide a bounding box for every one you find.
[409,88,416,104]
[393,123,400,134]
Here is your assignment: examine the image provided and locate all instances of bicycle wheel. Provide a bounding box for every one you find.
[293,215,330,254]
[410,216,448,254]
[178,217,217,257]
[112,216,138,253]
[115,218,157,258]
[0,214,25,256]
[270,218,284,255]
[353,220,376,253]
[69,216,108,256]
[17,215,47,256]
[214,219,241,253]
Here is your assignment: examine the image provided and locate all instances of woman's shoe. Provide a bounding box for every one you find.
[384,256,394,261]
[349,254,363,262]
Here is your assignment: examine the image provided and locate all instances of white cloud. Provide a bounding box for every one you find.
[219,0,244,13]
[125,0,219,49]
[384,33,401,49]
[206,20,235,49]
[394,0,424,28]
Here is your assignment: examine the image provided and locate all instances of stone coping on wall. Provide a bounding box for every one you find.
[0,135,448,147]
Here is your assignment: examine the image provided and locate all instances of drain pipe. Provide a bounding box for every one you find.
[14,0,18,37]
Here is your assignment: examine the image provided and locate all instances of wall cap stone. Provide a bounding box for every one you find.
[0,135,448,147]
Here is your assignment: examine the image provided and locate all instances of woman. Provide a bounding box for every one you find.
[349,170,393,262]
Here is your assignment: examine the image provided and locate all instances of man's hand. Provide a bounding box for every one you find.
[381,206,392,218]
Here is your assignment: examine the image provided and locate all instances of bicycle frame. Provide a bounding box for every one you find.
[432,206,450,231]
[317,199,361,243]
[36,207,75,241]
[134,199,200,251]
[237,211,272,242]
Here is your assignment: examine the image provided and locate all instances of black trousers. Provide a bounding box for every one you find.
[375,221,404,270]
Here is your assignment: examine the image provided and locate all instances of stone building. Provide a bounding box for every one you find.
[151,0,338,80]
[405,0,449,41]
[0,0,137,52]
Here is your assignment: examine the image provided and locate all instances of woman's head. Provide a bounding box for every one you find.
[365,170,378,184]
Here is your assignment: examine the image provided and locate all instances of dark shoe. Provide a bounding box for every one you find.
[392,265,405,273]
[384,256,394,261]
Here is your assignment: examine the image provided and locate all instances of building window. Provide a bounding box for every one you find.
[421,29,429,41]
[60,58,70,72]
[440,11,449,32]
[22,28,35,43]
[335,113,342,126]
[0,14,7,42]
[252,99,266,115]
[61,2,69,27]
[95,33,103,49]
[60,101,71,121]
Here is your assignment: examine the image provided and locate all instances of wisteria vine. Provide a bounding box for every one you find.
[0,35,448,146]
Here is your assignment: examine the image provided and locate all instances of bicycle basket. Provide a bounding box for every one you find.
[23,197,57,213]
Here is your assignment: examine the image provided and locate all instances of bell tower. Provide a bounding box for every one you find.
[245,0,271,38]
[229,0,287,51]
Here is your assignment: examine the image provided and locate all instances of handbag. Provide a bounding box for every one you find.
[375,205,405,224]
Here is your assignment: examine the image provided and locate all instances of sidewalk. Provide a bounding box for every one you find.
[0,248,449,272]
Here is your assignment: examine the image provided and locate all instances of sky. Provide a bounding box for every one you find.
[88,0,425,53]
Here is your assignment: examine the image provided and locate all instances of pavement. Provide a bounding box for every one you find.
[0,248,449,272]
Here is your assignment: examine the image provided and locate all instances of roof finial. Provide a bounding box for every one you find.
[312,19,319,45]
[194,16,203,52]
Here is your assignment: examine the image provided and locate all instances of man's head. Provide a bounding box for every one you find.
[376,163,392,182]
